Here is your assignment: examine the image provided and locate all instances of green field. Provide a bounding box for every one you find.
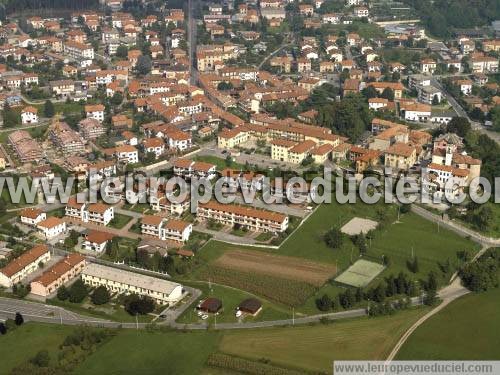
[176,281,291,324]
[397,287,500,360]
[0,324,74,374]
[74,330,221,375]
[219,307,430,373]
[108,213,133,229]
[193,155,245,171]
[3,307,431,375]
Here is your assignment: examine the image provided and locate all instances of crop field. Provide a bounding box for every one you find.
[334,259,386,287]
[213,249,337,287]
[199,265,316,306]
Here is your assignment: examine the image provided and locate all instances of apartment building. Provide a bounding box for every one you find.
[63,40,94,61]
[49,121,86,155]
[141,215,193,242]
[8,130,44,162]
[165,130,192,151]
[78,118,106,140]
[85,104,105,122]
[21,106,38,124]
[0,245,51,287]
[172,158,217,180]
[217,127,250,148]
[19,208,46,226]
[37,217,67,239]
[469,56,499,73]
[197,201,289,233]
[143,137,165,159]
[30,253,86,297]
[81,263,184,305]
[115,145,139,164]
[82,230,114,253]
[65,199,114,226]
[384,143,417,171]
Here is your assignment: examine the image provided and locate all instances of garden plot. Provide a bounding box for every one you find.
[334,259,385,287]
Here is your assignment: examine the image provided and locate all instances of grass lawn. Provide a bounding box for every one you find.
[255,231,273,242]
[74,330,221,375]
[46,296,153,323]
[193,155,245,171]
[101,237,139,262]
[122,203,150,214]
[397,287,500,360]
[108,213,133,229]
[218,307,430,373]
[46,206,65,218]
[176,281,291,325]
[0,323,74,373]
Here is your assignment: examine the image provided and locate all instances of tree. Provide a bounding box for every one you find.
[490,105,500,131]
[3,102,20,128]
[115,45,128,58]
[30,350,50,367]
[315,294,332,311]
[57,285,69,301]
[136,55,152,76]
[459,251,499,291]
[361,86,378,99]
[406,256,419,273]
[324,228,343,249]
[380,87,395,101]
[14,312,24,326]
[123,294,155,315]
[43,100,55,118]
[111,92,123,106]
[217,81,233,91]
[355,233,367,254]
[432,94,440,105]
[446,117,471,137]
[0,322,6,335]
[68,279,88,303]
[91,286,110,305]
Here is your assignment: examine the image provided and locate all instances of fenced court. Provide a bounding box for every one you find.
[340,217,379,236]
[334,259,385,287]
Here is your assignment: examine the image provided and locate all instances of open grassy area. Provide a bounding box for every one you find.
[219,307,430,373]
[74,330,221,375]
[46,296,153,323]
[0,323,74,374]
[193,155,245,171]
[176,281,290,324]
[100,237,139,262]
[397,287,500,360]
[108,213,133,229]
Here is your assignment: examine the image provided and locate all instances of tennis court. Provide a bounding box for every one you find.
[334,259,385,287]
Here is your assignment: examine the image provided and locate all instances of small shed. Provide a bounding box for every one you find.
[238,298,262,316]
[199,298,222,314]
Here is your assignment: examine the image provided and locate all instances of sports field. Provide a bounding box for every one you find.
[334,259,385,287]
[341,217,378,235]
